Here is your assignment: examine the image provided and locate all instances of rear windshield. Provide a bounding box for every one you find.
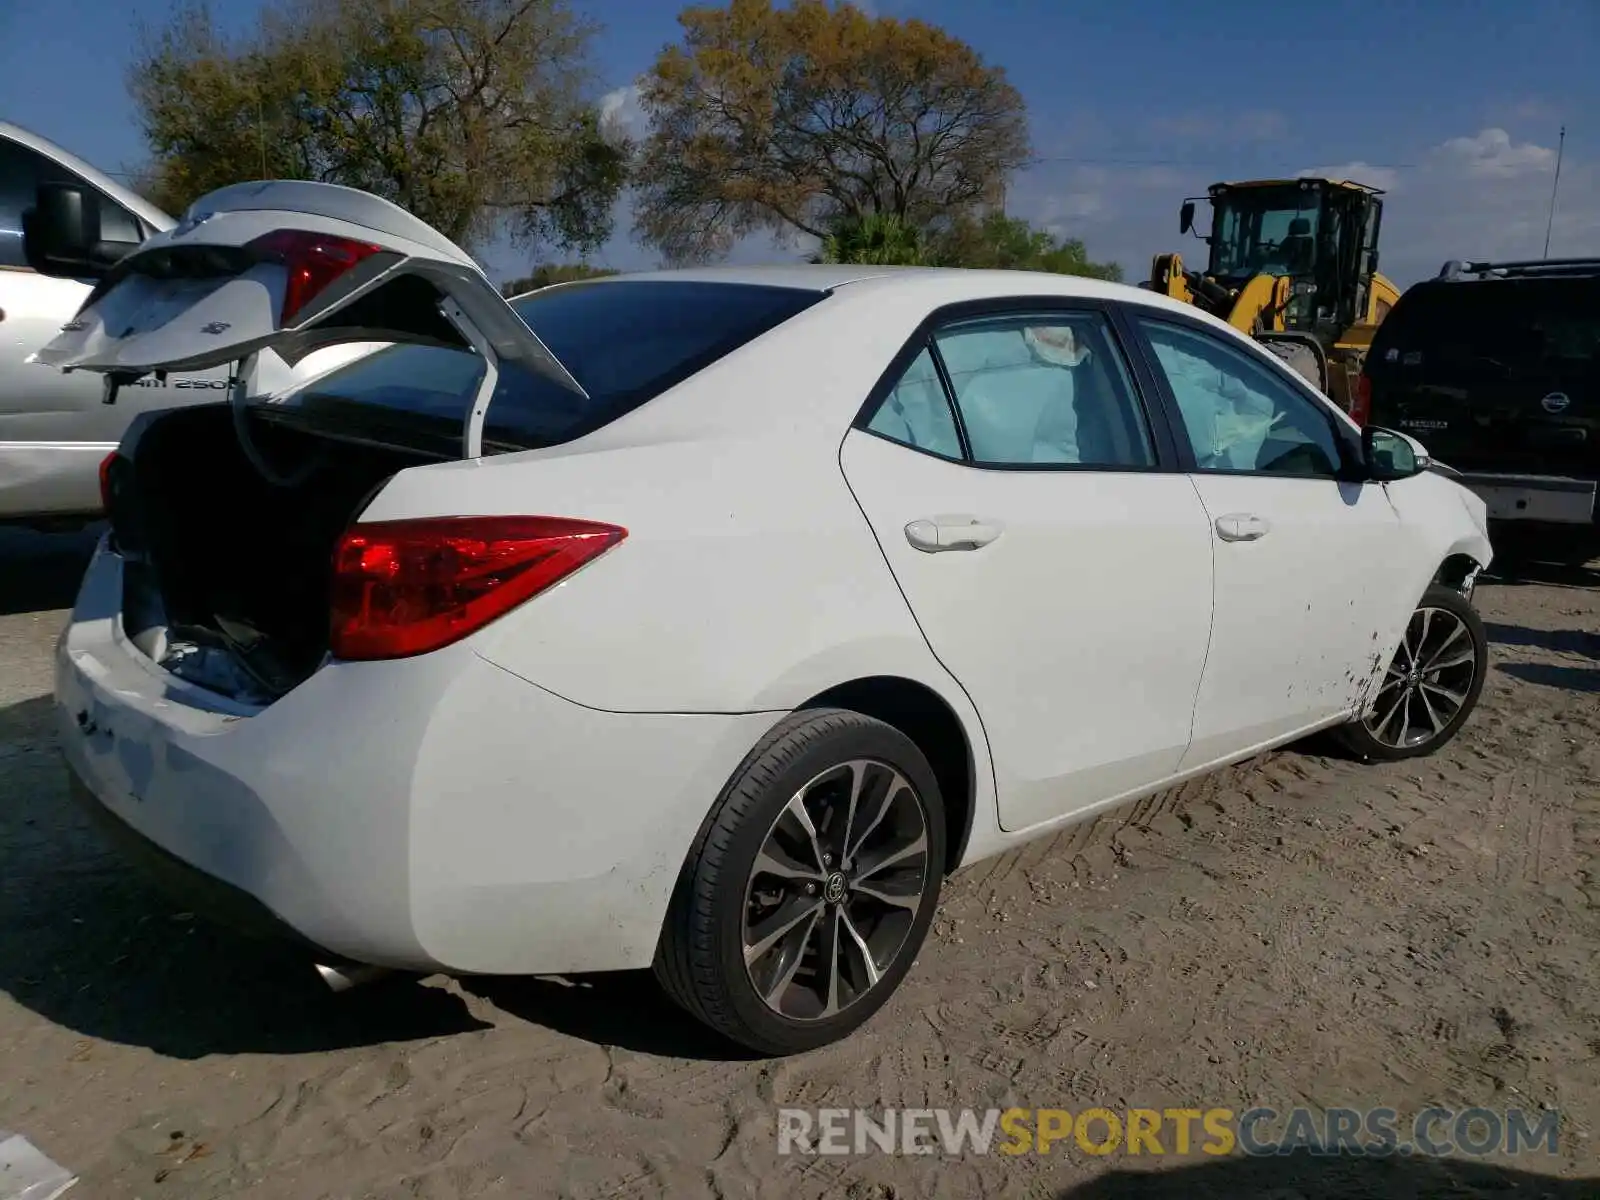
[256,280,826,455]
[1369,276,1600,385]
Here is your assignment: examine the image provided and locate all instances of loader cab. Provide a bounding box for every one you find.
[1188,178,1385,337]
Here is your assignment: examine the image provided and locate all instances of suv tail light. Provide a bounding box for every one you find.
[98,451,120,512]
[329,515,626,660]
[246,230,383,325]
[1351,372,1372,427]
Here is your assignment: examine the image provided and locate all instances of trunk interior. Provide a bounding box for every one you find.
[109,403,439,705]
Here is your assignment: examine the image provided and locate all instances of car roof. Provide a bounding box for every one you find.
[585,262,1148,296]
[534,262,1200,310]
[512,263,1259,352]
[1433,257,1600,284]
[581,264,932,291]
[0,120,173,231]
[1386,268,1599,315]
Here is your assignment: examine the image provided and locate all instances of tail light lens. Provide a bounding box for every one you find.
[329,515,626,661]
[98,451,120,512]
[246,230,383,325]
[1351,372,1372,426]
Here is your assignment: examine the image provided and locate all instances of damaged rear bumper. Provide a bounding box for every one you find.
[54,537,778,976]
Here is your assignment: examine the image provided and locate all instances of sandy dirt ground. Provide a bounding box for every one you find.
[1,526,1596,1199]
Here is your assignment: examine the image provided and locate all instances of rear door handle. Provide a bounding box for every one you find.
[1215,512,1270,542]
[905,516,1004,553]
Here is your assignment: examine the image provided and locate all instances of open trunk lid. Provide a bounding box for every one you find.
[33,179,585,457]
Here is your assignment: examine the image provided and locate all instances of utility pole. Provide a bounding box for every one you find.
[1542,125,1565,259]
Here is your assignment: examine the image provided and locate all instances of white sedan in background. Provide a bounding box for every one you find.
[34,180,1491,1054]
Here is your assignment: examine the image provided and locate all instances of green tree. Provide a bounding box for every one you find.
[931,211,1122,280]
[633,0,1030,264]
[501,262,619,295]
[814,213,930,266]
[130,0,628,254]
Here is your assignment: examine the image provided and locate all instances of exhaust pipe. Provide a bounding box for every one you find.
[315,962,393,993]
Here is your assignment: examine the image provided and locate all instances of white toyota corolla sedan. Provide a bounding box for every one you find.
[36,181,1492,1054]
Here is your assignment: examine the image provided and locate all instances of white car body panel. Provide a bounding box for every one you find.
[46,180,1493,977]
[839,429,1214,832]
[55,541,780,972]
[1178,474,1411,764]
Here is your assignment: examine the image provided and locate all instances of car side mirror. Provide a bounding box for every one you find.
[1179,201,1196,236]
[22,182,143,279]
[1364,425,1429,481]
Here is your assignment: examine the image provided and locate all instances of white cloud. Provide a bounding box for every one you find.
[1373,128,1583,280]
[1435,127,1555,179]
[599,82,648,140]
[1006,125,1593,289]
[484,117,1590,290]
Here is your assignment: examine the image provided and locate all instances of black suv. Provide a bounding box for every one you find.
[1360,258,1599,560]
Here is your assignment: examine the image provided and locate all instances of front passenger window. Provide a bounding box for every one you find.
[1139,318,1346,477]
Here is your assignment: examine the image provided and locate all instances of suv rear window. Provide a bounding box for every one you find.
[259,280,826,455]
[1369,276,1600,384]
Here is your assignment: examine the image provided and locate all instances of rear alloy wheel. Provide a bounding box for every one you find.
[654,708,945,1055]
[1339,584,1488,762]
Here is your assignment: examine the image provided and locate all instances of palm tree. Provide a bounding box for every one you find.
[813,213,930,266]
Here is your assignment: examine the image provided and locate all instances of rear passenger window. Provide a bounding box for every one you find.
[866,347,962,459]
[933,312,1156,468]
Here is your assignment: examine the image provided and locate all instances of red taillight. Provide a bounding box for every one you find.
[98,451,121,512]
[329,516,626,661]
[1351,372,1372,426]
[246,229,383,325]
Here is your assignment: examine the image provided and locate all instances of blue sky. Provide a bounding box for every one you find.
[2,0,1595,288]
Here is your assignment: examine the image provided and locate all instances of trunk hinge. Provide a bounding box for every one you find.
[438,297,500,459]
[229,352,321,488]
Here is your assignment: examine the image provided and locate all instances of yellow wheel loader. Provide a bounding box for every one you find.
[1147,177,1400,411]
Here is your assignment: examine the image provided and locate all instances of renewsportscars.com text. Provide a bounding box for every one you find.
[776,1106,1561,1158]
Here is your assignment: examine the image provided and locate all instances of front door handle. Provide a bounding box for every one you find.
[905,516,1004,553]
[1215,512,1270,542]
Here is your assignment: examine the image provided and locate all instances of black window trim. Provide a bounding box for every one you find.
[851,295,1187,474]
[861,339,968,463]
[1116,300,1368,483]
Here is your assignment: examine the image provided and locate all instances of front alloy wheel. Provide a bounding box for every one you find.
[1340,584,1488,762]
[655,709,946,1055]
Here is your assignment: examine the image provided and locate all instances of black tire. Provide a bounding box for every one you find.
[653,708,946,1055]
[1263,340,1325,390]
[1337,584,1489,762]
